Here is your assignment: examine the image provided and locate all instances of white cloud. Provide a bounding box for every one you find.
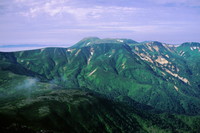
[15,0,26,2]
[19,1,140,23]
[0,0,199,47]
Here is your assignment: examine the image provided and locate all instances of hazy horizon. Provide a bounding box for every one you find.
[0,36,198,52]
[0,0,200,51]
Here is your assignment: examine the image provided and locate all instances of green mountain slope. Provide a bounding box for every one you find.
[1,38,200,114]
[0,84,199,133]
[1,37,200,132]
[176,42,200,88]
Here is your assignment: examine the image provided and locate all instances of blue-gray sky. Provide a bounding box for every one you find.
[0,0,200,51]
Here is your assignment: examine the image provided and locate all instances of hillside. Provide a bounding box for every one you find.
[1,38,200,132]
[0,84,199,133]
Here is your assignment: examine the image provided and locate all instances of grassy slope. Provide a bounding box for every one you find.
[1,39,200,132]
[1,41,200,114]
[0,83,199,133]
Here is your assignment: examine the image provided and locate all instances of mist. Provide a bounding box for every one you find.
[14,78,39,99]
[16,78,38,90]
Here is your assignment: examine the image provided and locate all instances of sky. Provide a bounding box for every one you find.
[0,0,200,51]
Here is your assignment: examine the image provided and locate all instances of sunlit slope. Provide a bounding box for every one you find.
[176,42,200,88]
[1,38,200,114]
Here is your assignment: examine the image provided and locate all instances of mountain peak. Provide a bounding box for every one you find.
[71,37,138,48]
[71,37,100,48]
[180,42,200,47]
[145,41,164,47]
[81,37,100,41]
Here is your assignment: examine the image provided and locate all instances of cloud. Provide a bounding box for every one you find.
[0,0,200,47]
[16,78,38,90]
[18,0,140,22]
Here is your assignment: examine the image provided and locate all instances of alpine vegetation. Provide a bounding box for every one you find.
[1,38,200,133]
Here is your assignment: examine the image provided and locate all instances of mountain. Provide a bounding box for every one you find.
[1,37,200,132]
[71,37,138,48]
[1,87,200,133]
